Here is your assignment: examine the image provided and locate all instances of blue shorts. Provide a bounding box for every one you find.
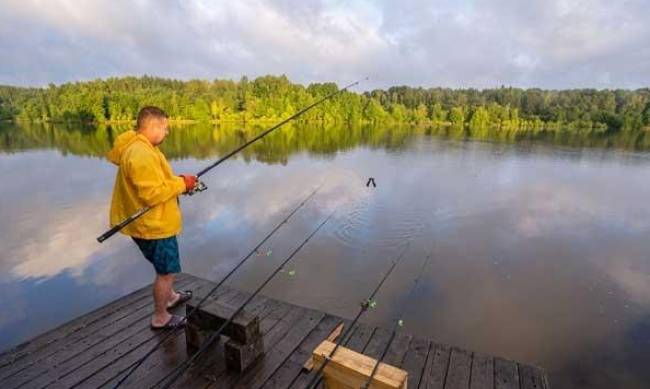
[132,236,181,275]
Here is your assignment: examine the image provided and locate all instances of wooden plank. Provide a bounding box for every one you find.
[127,294,289,389]
[469,353,493,389]
[1,272,551,389]
[172,295,289,389]
[90,286,265,389]
[1,277,204,388]
[311,340,408,389]
[444,348,472,389]
[363,332,412,389]
[0,273,192,376]
[0,273,191,367]
[344,323,376,353]
[382,333,413,368]
[289,322,375,389]
[1,299,151,383]
[494,357,519,389]
[15,277,216,389]
[519,364,547,389]
[421,343,451,389]
[260,315,342,389]
[205,304,309,388]
[399,338,430,389]
[186,298,262,345]
[363,328,393,360]
[231,309,326,389]
[303,321,344,371]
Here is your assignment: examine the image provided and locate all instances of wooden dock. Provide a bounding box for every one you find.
[0,273,549,388]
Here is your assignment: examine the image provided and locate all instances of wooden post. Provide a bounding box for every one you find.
[185,299,264,372]
[312,340,408,389]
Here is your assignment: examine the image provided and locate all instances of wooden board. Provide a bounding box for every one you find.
[421,342,451,389]
[470,353,494,389]
[311,340,408,389]
[0,273,551,389]
[445,348,472,389]
[400,338,430,389]
[0,274,194,381]
[261,315,342,388]
[494,357,520,389]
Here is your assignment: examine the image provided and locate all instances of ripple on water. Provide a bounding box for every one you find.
[373,206,432,249]
[333,198,434,251]
[332,196,373,250]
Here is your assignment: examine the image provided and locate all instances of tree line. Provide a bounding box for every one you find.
[3,121,650,162]
[1,75,649,132]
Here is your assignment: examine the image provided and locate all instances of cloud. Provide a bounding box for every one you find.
[0,0,648,89]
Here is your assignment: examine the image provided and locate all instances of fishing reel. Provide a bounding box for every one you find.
[187,179,208,196]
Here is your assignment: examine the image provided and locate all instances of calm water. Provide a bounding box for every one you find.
[1,122,650,388]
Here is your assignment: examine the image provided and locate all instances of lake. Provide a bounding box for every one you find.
[1,122,649,389]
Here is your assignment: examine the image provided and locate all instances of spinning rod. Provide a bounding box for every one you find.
[97,77,367,243]
[153,209,337,389]
[362,252,433,389]
[305,242,411,389]
[110,184,324,388]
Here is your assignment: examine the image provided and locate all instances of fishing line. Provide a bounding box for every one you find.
[97,78,367,243]
[305,241,411,389]
[110,183,324,389]
[153,209,337,389]
[361,251,433,389]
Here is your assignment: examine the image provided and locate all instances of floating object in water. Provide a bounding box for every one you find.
[266,249,273,257]
[288,270,296,277]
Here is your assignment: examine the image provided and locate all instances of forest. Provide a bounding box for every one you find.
[1,75,649,132]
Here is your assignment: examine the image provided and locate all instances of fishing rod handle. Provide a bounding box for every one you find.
[96,206,151,243]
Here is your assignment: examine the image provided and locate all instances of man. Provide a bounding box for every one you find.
[107,106,197,329]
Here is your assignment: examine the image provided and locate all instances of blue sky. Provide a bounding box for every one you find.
[1,0,648,90]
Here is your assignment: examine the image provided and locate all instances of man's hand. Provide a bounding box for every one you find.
[180,174,198,193]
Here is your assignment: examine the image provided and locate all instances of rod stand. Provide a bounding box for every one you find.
[185,297,263,373]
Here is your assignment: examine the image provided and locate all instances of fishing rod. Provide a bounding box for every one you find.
[153,209,337,389]
[305,242,411,389]
[110,184,324,388]
[97,77,367,243]
[361,252,433,389]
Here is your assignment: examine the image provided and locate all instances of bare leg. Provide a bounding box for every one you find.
[151,273,175,327]
[167,280,180,308]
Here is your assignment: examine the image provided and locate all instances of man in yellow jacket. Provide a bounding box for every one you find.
[108,106,197,329]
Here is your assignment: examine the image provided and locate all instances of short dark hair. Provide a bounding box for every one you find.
[136,106,168,130]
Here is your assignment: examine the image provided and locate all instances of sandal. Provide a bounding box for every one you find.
[168,290,193,310]
[150,314,186,330]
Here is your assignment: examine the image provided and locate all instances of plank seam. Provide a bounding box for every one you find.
[441,346,452,389]
[468,352,474,389]
[415,340,432,389]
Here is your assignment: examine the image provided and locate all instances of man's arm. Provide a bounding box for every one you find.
[127,152,186,207]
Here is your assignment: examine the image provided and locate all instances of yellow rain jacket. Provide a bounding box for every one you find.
[107,130,186,239]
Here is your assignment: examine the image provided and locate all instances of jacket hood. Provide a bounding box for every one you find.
[107,130,140,165]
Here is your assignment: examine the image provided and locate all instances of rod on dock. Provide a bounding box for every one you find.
[153,209,337,389]
[97,78,366,243]
[111,184,323,389]
[361,252,433,389]
[305,242,411,389]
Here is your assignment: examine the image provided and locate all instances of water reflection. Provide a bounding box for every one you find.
[0,122,649,389]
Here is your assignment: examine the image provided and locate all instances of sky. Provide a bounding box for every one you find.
[0,0,649,90]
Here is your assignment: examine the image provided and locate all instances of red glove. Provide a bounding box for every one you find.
[180,175,197,192]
